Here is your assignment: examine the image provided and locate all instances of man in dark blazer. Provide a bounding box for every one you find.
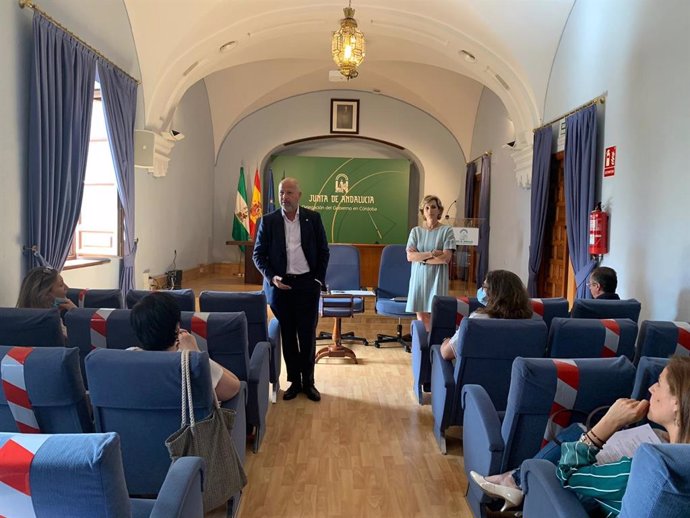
[253,177,330,401]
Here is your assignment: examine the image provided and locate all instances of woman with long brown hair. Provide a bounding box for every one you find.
[440,269,532,360]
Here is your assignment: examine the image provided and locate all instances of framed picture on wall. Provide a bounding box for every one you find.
[330,99,360,134]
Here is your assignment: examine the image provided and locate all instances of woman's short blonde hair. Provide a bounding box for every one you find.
[419,195,444,220]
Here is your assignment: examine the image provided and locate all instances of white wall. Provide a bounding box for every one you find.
[0,2,32,307]
[134,80,216,284]
[0,0,138,305]
[470,88,529,282]
[212,90,467,263]
[545,0,690,320]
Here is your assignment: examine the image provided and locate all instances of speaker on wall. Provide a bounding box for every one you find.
[134,129,155,169]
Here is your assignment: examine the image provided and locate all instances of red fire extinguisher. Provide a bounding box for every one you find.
[589,202,609,256]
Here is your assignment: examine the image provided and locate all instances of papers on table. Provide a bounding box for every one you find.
[595,424,662,465]
[330,290,375,296]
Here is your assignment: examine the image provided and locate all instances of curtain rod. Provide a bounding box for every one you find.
[467,151,491,165]
[534,95,606,132]
[18,0,140,85]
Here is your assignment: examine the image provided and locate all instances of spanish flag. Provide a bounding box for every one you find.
[249,168,262,238]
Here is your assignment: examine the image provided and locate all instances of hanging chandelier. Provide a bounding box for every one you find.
[331,1,366,80]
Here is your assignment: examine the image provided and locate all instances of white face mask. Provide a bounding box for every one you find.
[476,287,488,306]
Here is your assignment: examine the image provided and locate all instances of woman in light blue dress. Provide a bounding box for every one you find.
[406,195,456,330]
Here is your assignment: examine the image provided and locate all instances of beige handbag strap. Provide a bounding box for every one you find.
[180,350,195,427]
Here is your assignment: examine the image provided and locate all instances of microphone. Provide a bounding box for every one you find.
[445,200,457,220]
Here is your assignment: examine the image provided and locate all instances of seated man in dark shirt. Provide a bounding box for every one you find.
[587,266,620,300]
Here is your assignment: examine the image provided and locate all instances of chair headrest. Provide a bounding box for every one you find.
[0,308,65,346]
[0,432,131,517]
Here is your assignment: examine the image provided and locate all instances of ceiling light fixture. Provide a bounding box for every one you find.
[331,1,366,80]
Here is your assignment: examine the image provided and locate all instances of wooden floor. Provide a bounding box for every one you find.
[185,273,474,518]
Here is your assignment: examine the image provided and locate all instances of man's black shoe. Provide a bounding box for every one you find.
[303,385,321,402]
[283,383,303,401]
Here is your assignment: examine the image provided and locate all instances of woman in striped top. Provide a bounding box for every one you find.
[555,355,690,517]
[469,355,690,515]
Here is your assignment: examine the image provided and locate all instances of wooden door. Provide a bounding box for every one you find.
[537,152,570,297]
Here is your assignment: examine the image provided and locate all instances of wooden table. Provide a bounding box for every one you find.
[349,243,386,288]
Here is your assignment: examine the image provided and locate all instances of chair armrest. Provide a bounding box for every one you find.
[430,343,457,431]
[268,317,282,382]
[522,459,589,518]
[411,320,428,352]
[149,456,205,518]
[430,343,455,389]
[248,341,271,385]
[461,384,505,477]
[221,381,247,464]
[247,341,270,439]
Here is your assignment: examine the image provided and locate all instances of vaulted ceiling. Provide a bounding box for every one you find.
[124,0,575,156]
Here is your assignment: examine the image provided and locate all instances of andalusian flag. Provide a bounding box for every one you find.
[249,168,262,238]
[232,166,250,249]
[266,168,276,213]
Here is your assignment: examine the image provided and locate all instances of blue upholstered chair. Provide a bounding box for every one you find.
[620,443,690,518]
[462,356,635,518]
[411,295,481,404]
[635,320,690,363]
[65,308,140,385]
[199,290,281,403]
[66,287,124,308]
[0,432,204,518]
[430,318,548,454]
[318,244,368,346]
[68,306,266,454]
[570,297,642,322]
[521,443,690,518]
[85,349,245,515]
[547,317,638,361]
[0,307,65,346]
[0,345,92,433]
[374,244,415,351]
[631,356,669,401]
[521,458,589,518]
[529,297,569,330]
[127,288,196,311]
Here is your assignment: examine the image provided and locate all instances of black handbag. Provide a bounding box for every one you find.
[165,350,247,512]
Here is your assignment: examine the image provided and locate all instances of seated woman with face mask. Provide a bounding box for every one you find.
[439,269,533,360]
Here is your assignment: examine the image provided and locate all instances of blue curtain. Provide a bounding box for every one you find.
[460,161,477,280]
[463,161,476,220]
[99,62,138,298]
[565,105,598,299]
[27,13,96,270]
[476,155,491,288]
[527,127,553,296]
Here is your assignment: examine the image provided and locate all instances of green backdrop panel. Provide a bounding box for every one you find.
[270,156,410,244]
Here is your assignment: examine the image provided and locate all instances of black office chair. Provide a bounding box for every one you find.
[317,244,368,345]
[374,245,415,351]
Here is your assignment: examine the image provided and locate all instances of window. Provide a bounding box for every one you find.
[67,83,122,260]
